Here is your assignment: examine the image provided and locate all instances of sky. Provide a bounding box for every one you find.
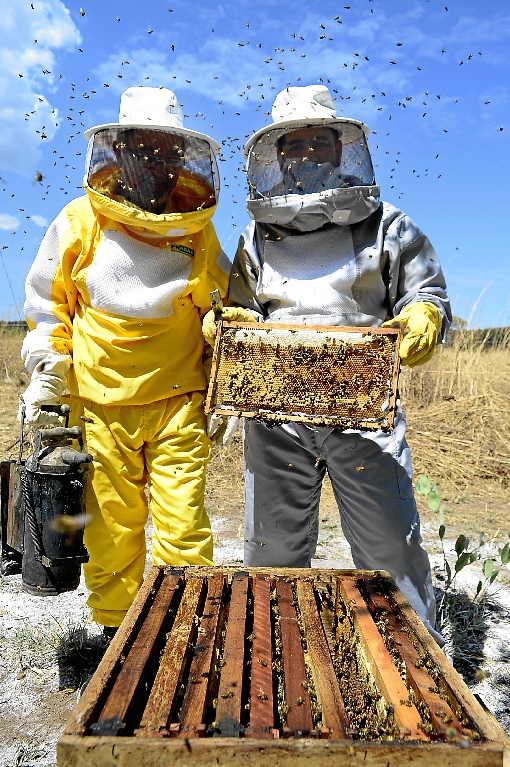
[0,0,509,328]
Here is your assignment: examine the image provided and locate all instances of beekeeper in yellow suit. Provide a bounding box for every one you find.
[20,87,230,632]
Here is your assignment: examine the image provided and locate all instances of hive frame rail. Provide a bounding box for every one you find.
[59,566,510,767]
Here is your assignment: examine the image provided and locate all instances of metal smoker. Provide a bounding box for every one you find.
[0,404,93,595]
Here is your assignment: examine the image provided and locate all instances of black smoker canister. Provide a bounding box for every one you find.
[21,421,92,595]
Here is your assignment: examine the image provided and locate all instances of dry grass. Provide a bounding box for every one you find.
[435,586,490,682]
[400,331,510,532]
[401,331,510,494]
[0,329,29,461]
[1,327,509,532]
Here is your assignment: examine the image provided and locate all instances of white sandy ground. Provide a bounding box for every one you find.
[1,516,509,767]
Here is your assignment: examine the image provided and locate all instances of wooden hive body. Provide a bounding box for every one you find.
[58,567,510,767]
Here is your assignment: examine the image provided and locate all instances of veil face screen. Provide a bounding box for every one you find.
[247,123,375,199]
[88,128,219,214]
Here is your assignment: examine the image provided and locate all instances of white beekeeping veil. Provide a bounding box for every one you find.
[244,85,380,231]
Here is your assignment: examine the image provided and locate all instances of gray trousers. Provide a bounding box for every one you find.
[243,417,442,644]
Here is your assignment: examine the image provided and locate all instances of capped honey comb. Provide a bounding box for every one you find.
[205,322,401,431]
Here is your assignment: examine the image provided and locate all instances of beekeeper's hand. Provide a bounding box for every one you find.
[207,414,240,447]
[18,353,70,425]
[382,301,443,367]
[202,307,257,347]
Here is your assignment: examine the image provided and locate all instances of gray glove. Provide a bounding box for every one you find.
[207,414,240,447]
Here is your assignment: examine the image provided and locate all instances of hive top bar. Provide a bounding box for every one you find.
[59,566,510,766]
[205,322,401,431]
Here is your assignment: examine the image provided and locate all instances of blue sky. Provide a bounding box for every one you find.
[0,0,509,327]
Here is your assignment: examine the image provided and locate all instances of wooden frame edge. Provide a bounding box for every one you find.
[57,734,507,767]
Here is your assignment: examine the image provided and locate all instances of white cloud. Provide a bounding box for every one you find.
[0,214,20,230]
[31,215,48,227]
[94,36,400,119]
[0,0,81,176]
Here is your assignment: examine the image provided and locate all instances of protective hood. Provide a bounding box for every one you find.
[84,184,218,238]
[83,87,220,237]
[246,185,380,231]
[245,85,379,231]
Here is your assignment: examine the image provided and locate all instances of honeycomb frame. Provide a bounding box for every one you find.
[205,322,402,432]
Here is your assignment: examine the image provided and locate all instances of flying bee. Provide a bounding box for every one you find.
[33,171,44,185]
[50,513,91,534]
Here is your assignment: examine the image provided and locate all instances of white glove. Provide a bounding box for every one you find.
[207,414,240,447]
[18,352,70,426]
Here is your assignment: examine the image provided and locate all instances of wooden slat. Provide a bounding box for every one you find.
[57,734,509,767]
[338,576,426,741]
[1,461,23,552]
[386,573,510,748]
[137,576,205,736]
[296,579,349,739]
[387,331,402,429]
[204,320,224,414]
[64,566,166,735]
[276,579,314,735]
[361,580,467,741]
[92,572,183,735]
[246,575,274,738]
[217,321,400,335]
[178,572,225,737]
[175,566,384,580]
[214,572,249,737]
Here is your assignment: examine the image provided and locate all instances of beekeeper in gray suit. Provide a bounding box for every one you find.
[203,85,451,642]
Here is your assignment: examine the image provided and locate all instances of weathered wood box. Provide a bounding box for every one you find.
[58,567,510,766]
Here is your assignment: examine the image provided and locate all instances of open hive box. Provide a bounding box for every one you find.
[58,567,510,767]
[205,323,401,431]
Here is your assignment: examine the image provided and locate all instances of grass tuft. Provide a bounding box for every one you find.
[401,330,510,495]
[52,621,106,689]
[434,585,509,684]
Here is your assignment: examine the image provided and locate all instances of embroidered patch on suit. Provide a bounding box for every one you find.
[171,244,194,258]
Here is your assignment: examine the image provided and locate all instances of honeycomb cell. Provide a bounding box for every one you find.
[206,323,401,432]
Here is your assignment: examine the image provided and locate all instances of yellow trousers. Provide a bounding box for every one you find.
[81,392,212,627]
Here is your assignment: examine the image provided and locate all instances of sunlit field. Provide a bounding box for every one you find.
[1,327,509,535]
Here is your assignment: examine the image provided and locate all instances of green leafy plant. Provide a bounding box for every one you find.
[415,474,510,623]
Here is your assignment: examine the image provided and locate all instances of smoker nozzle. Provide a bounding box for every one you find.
[60,449,94,466]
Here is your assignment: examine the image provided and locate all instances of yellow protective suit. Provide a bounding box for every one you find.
[82,393,211,626]
[22,182,230,627]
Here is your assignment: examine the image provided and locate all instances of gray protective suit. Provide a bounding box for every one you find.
[229,202,451,644]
